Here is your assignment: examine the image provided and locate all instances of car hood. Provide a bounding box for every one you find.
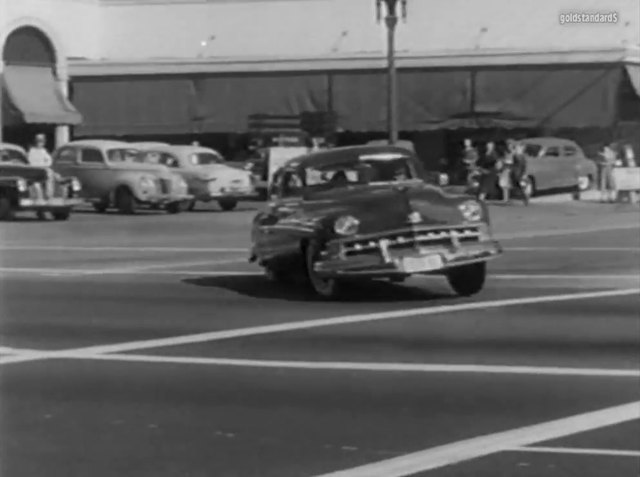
[195,164,251,181]
[0,163,49,182]
[302,182,479,235]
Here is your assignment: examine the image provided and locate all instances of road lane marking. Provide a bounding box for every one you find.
[313,401,640,477]
[1,287,637,366]
[491,274,639,280]
[507,247,640,252]
[497,224,640,240]
[0,267,261,277]
[77,258,247,275]
[509,446,640,457]
[58,354,640,378]
[0,245,248,253]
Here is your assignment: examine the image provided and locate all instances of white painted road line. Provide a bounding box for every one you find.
[0,245,248,253]
[78,258,246,275]
[64,354,640,378]
[0,267,260,277]
[1,287,637,366]
[313,401,640,477]
[507,247,640,252]
[509,446,640,457]
[491,274,640,281]
[497,224,640,240]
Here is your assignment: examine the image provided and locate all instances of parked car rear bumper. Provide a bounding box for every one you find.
[18,197,84,211]
[140,193,193,205]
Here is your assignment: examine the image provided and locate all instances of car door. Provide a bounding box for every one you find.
[537,145,563,190]
[558,145,581,188]
[254,170,305,263]
[76,147,112,199]
[52,146,79,177]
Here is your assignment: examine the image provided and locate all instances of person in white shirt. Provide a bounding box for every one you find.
[27,134,52,168]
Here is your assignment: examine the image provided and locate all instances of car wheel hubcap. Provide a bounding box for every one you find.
[578,176,590,191]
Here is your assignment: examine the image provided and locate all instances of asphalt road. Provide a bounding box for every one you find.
[1,202,639,477]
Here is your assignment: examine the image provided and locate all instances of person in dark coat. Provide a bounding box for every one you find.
[477,141,499,201]
[510,142,529,205]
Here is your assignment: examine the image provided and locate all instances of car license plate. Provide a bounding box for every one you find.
[401,255,443,273]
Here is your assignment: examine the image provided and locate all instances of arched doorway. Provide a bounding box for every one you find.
[1,24,82,148]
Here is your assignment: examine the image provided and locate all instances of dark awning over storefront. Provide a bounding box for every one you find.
[625,64,640,97]
[71,63,629,136]
[2,65,82,126]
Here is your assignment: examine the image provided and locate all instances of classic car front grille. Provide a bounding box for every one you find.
[342,226,481,256]
[157,178,172,194]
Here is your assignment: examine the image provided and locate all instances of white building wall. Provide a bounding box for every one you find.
[99,0,639,60]
[0,0,103,62]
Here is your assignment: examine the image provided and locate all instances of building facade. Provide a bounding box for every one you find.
[2,0,639,157]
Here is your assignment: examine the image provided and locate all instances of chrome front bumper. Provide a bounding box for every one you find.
[314,225,502,278]
[18,197,84,210]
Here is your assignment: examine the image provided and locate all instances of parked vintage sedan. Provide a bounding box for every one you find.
[1,142,29,165]
[136,144,255,211]
[51,140,192,214]
[0,158,83,221]
[250,145,502,299]
[518,137,598,197]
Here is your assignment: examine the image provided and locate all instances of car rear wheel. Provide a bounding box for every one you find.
[52,209,71,221]
[264,267,293,284]
[446,262,487,297]
[93,201,108,213]
[0,197,15,221]
[577,175,592,191]
[187,199,196,211]
[218,198,238,211]
[36,211,48,221]
[304,241,342,299]
[165,202,183,214]
[115,187,136,215]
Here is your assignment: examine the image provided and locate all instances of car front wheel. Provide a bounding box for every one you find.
[446,262,487,297]
[52,209,71,221]
[115,187,136,215]
[304,241,342,299]
[577,175,592,191]
[218,198,238,211]
[0,197,15,221]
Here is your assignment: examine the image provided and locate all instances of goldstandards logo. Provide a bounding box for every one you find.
[559,11,618,24]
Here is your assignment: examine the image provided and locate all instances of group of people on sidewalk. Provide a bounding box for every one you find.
[597,142,637,203]
[461,138,529,205]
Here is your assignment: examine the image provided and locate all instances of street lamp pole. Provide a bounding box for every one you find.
[377,0,407,144]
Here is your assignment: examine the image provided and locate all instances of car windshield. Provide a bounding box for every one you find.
[522,144,542,157]
[303,153,418,191]
[189,152,223,166]
[107,148,140,162]
[1,148,27,164]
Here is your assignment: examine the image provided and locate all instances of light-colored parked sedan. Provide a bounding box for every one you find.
[52,140,192,214]
[518,137,598,198]
[136,145,255,211]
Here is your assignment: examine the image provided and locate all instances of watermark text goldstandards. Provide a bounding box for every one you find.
[559,11,618,25]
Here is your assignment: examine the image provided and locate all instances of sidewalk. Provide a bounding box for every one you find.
[488,200,640,238]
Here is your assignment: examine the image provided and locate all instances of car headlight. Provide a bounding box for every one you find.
[138,175,156,192]
[207,180,219,194]
[71,178,82,192]
[334,215,360,236]
[174,176,188,192]
[458,200,483,222]
[438,173,449,186]
[16,178,28,192]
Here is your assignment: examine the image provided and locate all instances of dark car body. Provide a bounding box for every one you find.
[0,160,83,221]
[250,145,502,298]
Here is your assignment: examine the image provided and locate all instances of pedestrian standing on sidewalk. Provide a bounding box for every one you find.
[598,144,618,202]
[478,141,499,201]
[510,142,529,205]
[27,134,52,167]
[498,140,515,203]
